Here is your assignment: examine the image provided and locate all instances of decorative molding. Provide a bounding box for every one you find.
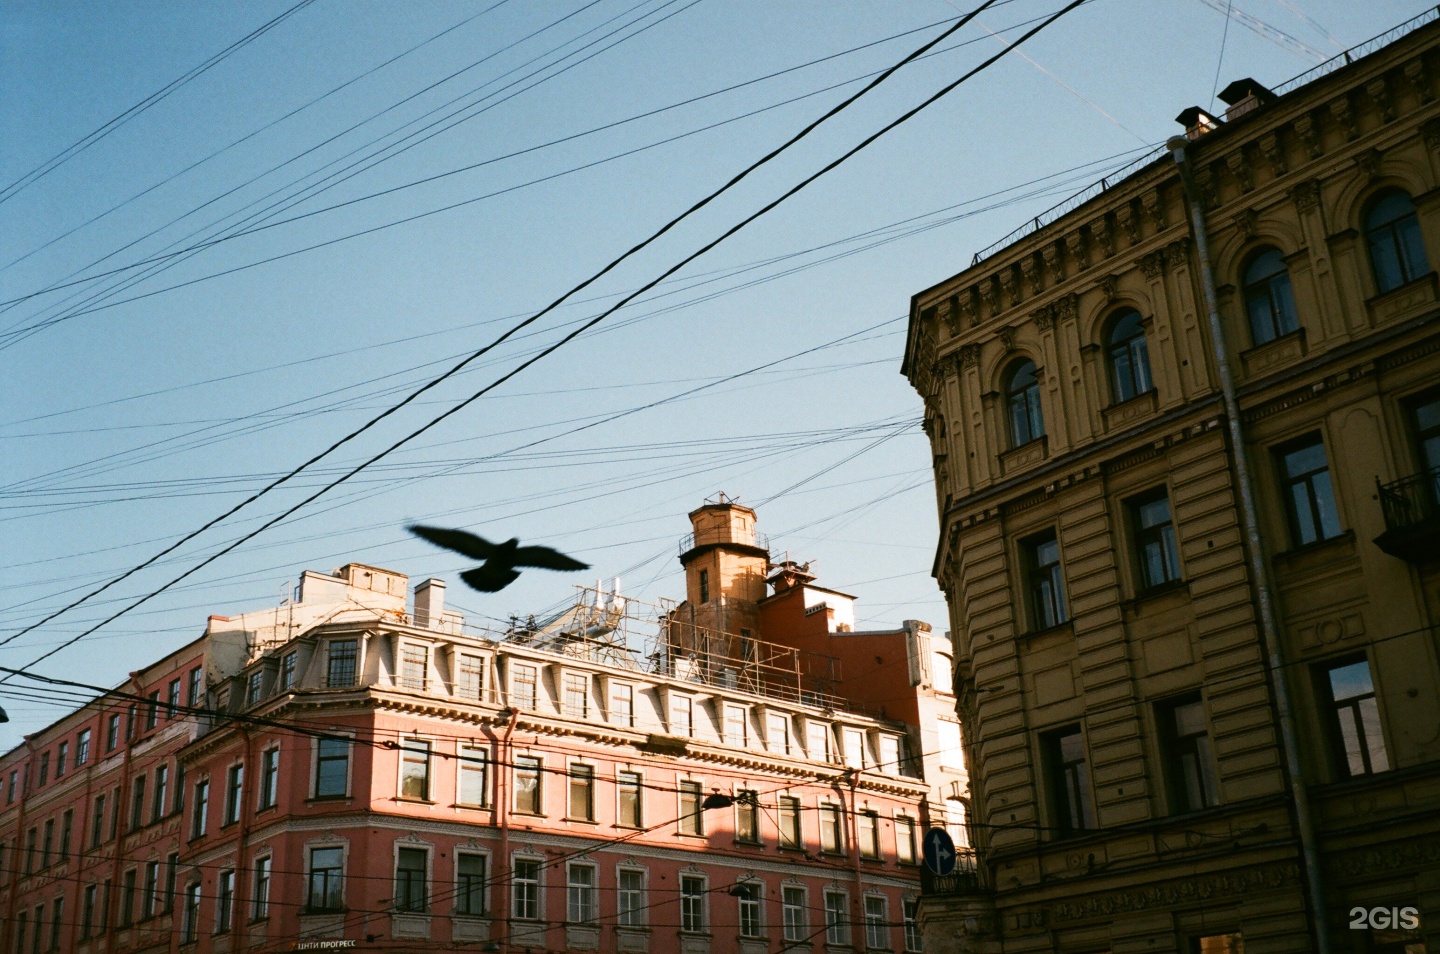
[1226,149,1254,193]
[1258,131,1288,177]
[1117,202,1140,246]
[1139,251,1165,280]
[959,343,981,368]
[1194,165,1220,210]
[1294,111,1322,159]
[1165,239,1190,269]
[1291,179,1321,212]
[1033,306,1055,332]
[1092,215,1115,259]
[1325,832,1440,880]
[1329,94,1358,141]
[1020,254,1041,295]
[1354,148,1384,180]
[1366,75,1395,122]
[958,287,979,328]
[1423,118,1440,152]
[1142,188,1166,233]
[981,275,1001,317]
[1404,56,1434,105]
[1054,294,1079,322]
[996,326,1017,352]
[1236,207,1259,239]
[1065,230,1089,269]
[941,295,960,337]
[1043,244,1064,286]
[1000,266,1020,308]
[1101,274,1120,301]
[1049,862,1301,923]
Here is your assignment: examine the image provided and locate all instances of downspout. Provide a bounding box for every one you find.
[4,739,35,954]
[229,727,255,950]
[495,708,519,954]
[841,770,865,947]
[1169,138,1331,954]
[105,679,141,954]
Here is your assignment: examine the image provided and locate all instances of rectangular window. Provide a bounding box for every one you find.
[859,810,881,859]
[142,861,159,919]
[724,704,748,746]
[456,654,484,701]
[32,904,44,954]
[698,569,710,604]
[1023,529,1068,629]
[108,786,120,841]
[680,875,706,933]
[191,779,208,838]
[252,856,271,920]
[611,683,634,727]
[735,790,760,844]
[49,899,61,953]
[767,713,791,754]
[1131,488,1182,589]
[1157,695,1219,812]
[181,883,200,943]
[167,678,181,715]
[511,663,538,710]
[782,885,807,942]
[807,722,832,762]
[736,882,761,938]
[400,644,428,691]
[216,869,234,932]
[246,672,263,706]
[120,868,136,927]
[315,738,349,798]
[678,780,703,836]
[280,652,297,691]
[165,852,179,912]
[307,847,344,912]
[399,740,431,800]
[188,667,204,707]
[617,771,642,828]
[259,748,279,810]
[824,891,850,946]
[90,796,106,848]
[514,756,542,815]
[106,715,120,753]
[778,796,801,849]
[1043,726,1096,834]
[12,911,23,954]
[395,847,428,913]
[76,730,91,767]
[58,810,72,863]
[146,692,160,730]
[567,863,597,924]
[55,743,67,779]
[129,776,146,831]
[82,885,97,940]
[563,673,589,718]
[37,754,48,788]
[1321,657,1390,778]
[903,898,922,952]
[865,896,889,950]
[896,816,917,865]
[99,879,112,935]
[456,854,488,916]
[40,820,52,870]
[1277,435,1342,546]
[512,859,541,921]
[879,735,902,774]
[671,696,693,736]
[6,770,15,804]
[223,764,243,825]
[173,764,186,816]
[820,803,843,854]
[327,639,358,688]
[842,728,867,769]
[568,764,595,821]
[458,745,489,807]
[618,869,645,927]
[152,765,168,823]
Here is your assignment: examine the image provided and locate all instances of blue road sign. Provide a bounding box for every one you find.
[922,827,956,876]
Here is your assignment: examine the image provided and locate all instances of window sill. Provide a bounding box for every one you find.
[734,839,763,848]
[566,817,600,825]
[999,435,1048,476]
[512,810,546,819]
[1018,619,1074,642]
[1123,578,1189,615]
[306,794,351,804]
[1273,530,1356,571]
[1102,388,1159,432]
[1366,271,1437,325]
[453,802,490,811]
[1240,326,1307,378]
[394,797,436,806]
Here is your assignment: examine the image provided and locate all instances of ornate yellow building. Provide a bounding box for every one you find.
[902,12,1440,954]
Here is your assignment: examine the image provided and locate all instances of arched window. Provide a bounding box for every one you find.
[1105,309,1152,403]
[1366,189,1431,294]
[1243,247,1299,345]
[1004,360,1044,447]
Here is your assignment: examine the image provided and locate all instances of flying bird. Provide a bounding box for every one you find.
[407,525,589,593]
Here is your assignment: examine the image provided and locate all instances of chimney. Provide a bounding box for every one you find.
[1175,106,1224,141]
[414,578,446,629]
[1217,77,1276,122]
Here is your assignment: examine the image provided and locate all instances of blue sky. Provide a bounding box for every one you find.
[0,0,1426,744]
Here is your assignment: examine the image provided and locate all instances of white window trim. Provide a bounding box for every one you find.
[508,661,540,711]
[615,864,648,928]
[510,852,545,922]
[513,752,544,815]
[304,836,350,913]
[392,836,434,913]
[395,735,436,803]
[566,760,597,822]
[310,733,354,800]
[565,859,600,924]
[453,847,492,918]
[455,743,490,809]
[615,767,644,828]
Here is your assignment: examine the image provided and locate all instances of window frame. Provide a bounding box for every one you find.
[1156,694,1220,813]
[824,889,850,946]
[314,737,351,800]
[457,744,489,808]
[1274,433,1343,547]
[777,795,802,849]
[511,856,542,922]
[258,748,280,811]
[677,780,704,836]
[1317,655,1390,779]
[1105,308,1153,403]
[394,845,429,914]
[326,639,359,689]
[1241,246,1300,345]
[513,755,543,816]
[566,861,598,924]
[617,770,643,828]
[782,884,808,943]
[252,855,271,921]
[1128,486,1183,592]
[680,874,707,934]
[616,867,646,928]
[1042,725,1096,836]
[735,881,763,938]
[1021,528,1068,630]
[567,762,596,822]
[398,738,432,802]
[1004,358,1045,448]
[455,852,489,917]
[1365,188,1431,294]
[306,844,346,914]
[864,894,890,951]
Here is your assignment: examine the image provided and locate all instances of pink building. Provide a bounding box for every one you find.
[0,501,958,954]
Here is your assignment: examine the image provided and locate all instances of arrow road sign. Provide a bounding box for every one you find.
[922,827,956,876]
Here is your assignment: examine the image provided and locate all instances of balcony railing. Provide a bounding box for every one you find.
[678,529,769,555]
[1375,467,1440,561]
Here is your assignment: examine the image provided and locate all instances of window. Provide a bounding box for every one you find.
[735,790,760,844]
[246,672,263,706]
[223,764,243,825]
[783,885,808,942]
[315,738,349,798]
[865,896,890,950]
[120,868,136,927]
[766,712,791,753]
[1321,657,1389,778]
[82,885,97,940]
[129,776,146,831]
[395,847,428,912]
[279,652,297,691]
[1043,726,1096,835]
[216,869,234,932]
[400,644,428,690]
[724,704,748,746]
[91,795,106,848]
[1022,529,1067,629]
[327,639,358,688]
[736,882,762,938]
[678,780,703,836]
[1413,391,1440,474]
[252,856,271,920]
[108,786,120,840]
[568,764,595,821]
[1158,695,1219,812]
[165,852,179,913]
[778,796,801,849]
[22,828,34,872]
[807,722,833,762]
[896,816,917,865]
[611,683,634,727]
[58,810,71,862]
[456,654,484,701]
[1276,435,1342,546]
[174,764,186,816]
[458,745,488,807]
[842,728,867,769]
[698,568,710,604]
[819,803,843,854]
[617,869,645,927]
[512,859,541,921]
[567,863,597,923]
[456,854,488,916]
[510,663,538,710]
[859,810,881,859]
[40,820,52,870]
[167,678,181,715]
[1005,359,1044,447]
[55,744,67,780]
[1366,189,1431,293]
[74,730,90,768]
[105,715,120,753]
[563,673,589,718]
[307,847,344,912]
[49,898,61,952]
[37,753,49,789]
[5,770,14,804]
[825,890,850,945]
[191,779,209,838]
[142,860,159,919]
[670,695,693,736]
[146,692,160,730]
[903,898,922,952]
[514,756,542,814]
[399,740,431,800]
[879,735,902,774]
[12,911,22,954]
[188,667,204,707]
[258,748,279,810]
[1106,309,1152,402]
[181,883,201,942]
[617,771,642,828]
[1242,247,1299,344]
[1131,488,1182,590]
[152,765,169,823]
[680,875,706,933]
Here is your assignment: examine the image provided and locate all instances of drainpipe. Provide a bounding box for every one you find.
[1169,138,1331,954]
[495,708,519,954]
[105,678,141,954]
[840,770,865,947]
[229,727,255,950]
[4,739,35,954]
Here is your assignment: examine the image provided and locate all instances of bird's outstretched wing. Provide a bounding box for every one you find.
[512,545,589,571]
[461,563,522,593]
[408,524,496,560]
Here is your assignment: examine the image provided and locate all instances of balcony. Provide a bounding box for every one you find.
[1375,467,1440,562]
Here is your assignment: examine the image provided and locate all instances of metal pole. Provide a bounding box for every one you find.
[1168,138,1332,954]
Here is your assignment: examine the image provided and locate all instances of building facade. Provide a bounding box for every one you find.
[903,13,1440,954]
[0,501,960,954]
